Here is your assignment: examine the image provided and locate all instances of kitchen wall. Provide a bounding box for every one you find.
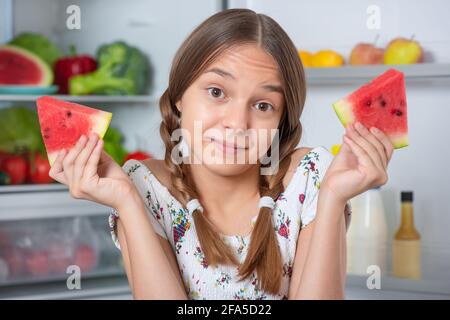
[9,0,450,280]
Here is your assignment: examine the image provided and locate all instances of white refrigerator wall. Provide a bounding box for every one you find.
[11,0,450,277]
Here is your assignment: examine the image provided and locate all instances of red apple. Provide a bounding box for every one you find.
[48,243,73,274]
[3,247,26,277]
[25,250,50,277]
[350,43,385,65]
[74,244,97,273]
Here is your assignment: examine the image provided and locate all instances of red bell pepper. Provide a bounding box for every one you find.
[54,46,97,94]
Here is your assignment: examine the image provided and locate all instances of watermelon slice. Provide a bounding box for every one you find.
[36,96,112,165]
[0,45,53,86]
[332,69,408,149]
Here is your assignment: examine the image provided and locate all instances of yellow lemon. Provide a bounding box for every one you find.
[298,50,313,67]
[331,144,341,156]
[311,50,345,67]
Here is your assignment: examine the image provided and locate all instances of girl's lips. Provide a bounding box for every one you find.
[211,138,246,155]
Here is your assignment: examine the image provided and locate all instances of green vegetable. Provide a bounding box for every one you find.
[103,127,128,165]
[69,41,150,95]
[0,106,45,155]
[0,172,11,185]
[9,32,63,67]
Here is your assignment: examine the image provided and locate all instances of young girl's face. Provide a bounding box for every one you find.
[176,44,285,175]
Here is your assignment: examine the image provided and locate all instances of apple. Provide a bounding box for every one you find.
[25,250,50,277]
[384,37,423,64]
[3,247,26,277]
[350,43,384,65]
[74,244,97,273]
[48,243,73,274]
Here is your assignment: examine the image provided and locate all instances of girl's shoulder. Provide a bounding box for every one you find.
[282,145,334,195]
[122,157,185,206]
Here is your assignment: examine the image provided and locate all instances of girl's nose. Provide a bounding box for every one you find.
[221,101,249,132]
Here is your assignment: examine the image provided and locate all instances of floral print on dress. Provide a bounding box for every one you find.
[282,259,293,278]
[147,190,163,220]
[172,206,191,254]
[107,147,351,300]
[275,209,291,239]
[299,150,321,188]
[299,193,305,204]
[194,246,208,269]
[215,271,232,289]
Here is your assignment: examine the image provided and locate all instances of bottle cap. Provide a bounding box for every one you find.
[401,191,413,202]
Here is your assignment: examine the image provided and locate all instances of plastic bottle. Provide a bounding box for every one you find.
[346,187,388,276]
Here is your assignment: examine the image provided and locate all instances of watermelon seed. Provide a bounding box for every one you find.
[380,100,386,107]
[391,109,403,116]
[43,135,50,139]
[365,100,372,107]
[66,111,72,117]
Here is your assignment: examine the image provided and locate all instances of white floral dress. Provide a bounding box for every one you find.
[108,146,351,300]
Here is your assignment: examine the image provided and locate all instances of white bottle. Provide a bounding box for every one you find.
[346,187,388,276]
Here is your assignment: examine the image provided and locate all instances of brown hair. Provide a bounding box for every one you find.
[159,8,306,294]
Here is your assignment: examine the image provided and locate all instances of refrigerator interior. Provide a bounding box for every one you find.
[1,0,450,299]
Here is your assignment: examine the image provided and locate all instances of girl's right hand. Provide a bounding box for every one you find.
[49,133,137,209]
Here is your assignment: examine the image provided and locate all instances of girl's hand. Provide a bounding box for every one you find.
[321,122,394,204]
[49,133,137,209]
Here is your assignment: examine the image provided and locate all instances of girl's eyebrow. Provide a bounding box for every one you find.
[204,67,283,94]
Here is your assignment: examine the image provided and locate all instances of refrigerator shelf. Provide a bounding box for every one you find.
[0,184,111,221]
[0,93,161,104]
[305,63,450,85]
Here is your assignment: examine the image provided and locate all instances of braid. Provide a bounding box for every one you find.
[238,142,299,294]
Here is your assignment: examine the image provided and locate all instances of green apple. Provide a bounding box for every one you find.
[384,37,423,65]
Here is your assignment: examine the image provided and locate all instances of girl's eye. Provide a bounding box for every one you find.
[255,102,274,112]
[207,87,225,99]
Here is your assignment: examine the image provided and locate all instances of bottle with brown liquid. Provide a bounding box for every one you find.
[392,191,421,279]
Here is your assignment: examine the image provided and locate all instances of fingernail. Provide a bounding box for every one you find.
[355,122,363,129]
[371,127,380,133]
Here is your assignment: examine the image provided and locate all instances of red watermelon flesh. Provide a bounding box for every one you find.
[332,69,408,149]
[36,96,112,165]
[0,45,53,86]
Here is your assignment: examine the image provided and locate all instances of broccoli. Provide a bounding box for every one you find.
[69,41,150,95]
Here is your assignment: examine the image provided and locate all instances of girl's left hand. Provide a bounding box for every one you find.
[321,122,394,204]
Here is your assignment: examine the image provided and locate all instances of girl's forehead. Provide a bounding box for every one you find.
[207,44,281,79]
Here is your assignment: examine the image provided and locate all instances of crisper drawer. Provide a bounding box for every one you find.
[0,184,124,291]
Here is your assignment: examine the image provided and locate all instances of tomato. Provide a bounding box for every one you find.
[28,152,53,184]
[0,155,28,185]
[124,150,152,162]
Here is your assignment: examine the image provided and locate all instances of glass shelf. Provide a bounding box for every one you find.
[305,63,450,85]
[0,94,161,104]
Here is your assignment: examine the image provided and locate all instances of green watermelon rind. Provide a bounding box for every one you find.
[332,99,355,127]
[0,45,53,86]
[332,98,409,150]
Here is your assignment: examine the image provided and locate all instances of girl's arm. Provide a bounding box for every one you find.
[290,123,393,299]
[290,192,347,299]
[115,193,188,299]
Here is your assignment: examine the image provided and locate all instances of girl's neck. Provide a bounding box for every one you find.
[189,163,260,218]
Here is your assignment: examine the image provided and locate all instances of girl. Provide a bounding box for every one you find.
[49,9,393,300]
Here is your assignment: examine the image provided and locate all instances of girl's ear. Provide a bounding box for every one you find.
[175,100,182,113]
